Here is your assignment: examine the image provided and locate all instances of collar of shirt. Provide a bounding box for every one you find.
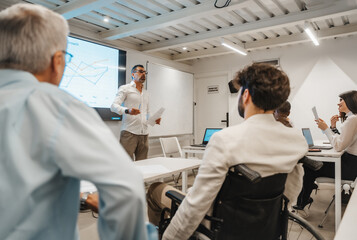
[0,69,38,87]
[130,81,136,87]
[346,111,353,118]
[245,113,276,124]
[130,80,145,94]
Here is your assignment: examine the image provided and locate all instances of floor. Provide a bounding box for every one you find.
[78,175,344,240]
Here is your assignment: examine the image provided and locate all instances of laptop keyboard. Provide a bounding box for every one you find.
[190,144,206,147]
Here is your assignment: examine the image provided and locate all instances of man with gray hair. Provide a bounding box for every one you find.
[0,4,153,240]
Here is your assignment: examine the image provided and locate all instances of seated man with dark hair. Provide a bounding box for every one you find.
[147,63,308,240]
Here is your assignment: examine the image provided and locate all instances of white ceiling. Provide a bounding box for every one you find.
[2,0,357,64]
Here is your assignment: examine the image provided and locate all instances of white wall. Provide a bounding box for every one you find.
[192,35,357,141]
[105,50,194,158]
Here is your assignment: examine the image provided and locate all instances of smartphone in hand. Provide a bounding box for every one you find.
[312,106,319,120]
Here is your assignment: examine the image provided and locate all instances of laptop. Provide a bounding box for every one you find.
[191,128,222,147]
[302,128,333,150]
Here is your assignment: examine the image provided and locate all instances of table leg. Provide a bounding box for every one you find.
[182,171,187,193]
[335,156,342,231]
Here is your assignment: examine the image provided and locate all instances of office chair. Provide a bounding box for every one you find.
[159,163,325,240]
[159,137,196,187]
[315,176,356,228]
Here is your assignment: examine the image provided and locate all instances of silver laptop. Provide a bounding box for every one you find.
[191,128,222,147]
[302,128,332,150]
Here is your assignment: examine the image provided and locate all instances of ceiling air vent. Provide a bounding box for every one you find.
[256,59,280,66]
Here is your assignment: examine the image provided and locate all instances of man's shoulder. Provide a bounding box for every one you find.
[36,83,96,113]
[119,82,134,90]
[37,82,76,101]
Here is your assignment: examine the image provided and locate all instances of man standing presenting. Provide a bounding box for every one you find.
[0,4,153,240]
[111,65,160,160]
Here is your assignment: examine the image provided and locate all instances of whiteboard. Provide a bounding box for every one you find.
[147,63,193,137]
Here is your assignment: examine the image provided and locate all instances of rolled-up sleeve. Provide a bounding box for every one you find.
[111,86,127,115]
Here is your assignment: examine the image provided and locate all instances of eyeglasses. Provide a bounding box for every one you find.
[134,70,147,74]
[62,50,73,64]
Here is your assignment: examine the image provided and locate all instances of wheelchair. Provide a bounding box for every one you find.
[159,161,325,240]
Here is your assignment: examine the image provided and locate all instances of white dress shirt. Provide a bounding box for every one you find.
[111,81,150,135]
[163,114,308,240]
[324,111,357,155]
[0,70,151,240]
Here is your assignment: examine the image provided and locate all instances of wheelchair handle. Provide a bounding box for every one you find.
[298,157,323,171]
[233,164,261,183]
[165,190,185,204]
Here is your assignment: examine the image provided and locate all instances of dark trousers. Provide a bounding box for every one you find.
[297,152,357,206]
[120,130,148,161]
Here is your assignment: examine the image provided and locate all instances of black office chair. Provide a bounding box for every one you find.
[159,162,325,240]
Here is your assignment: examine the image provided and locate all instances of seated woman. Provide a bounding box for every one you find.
[274,101,292,127]
[295,90,357,210]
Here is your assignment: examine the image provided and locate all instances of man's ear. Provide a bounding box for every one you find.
[242,89,250,104]
[49,51,64,85]
[52,51,62,72]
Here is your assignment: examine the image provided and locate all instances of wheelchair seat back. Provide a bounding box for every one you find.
[212,171,288,240]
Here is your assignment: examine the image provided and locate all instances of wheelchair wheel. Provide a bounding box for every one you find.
[287,212,325,240]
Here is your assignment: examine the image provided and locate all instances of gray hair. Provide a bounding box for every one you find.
[0,3,69,73]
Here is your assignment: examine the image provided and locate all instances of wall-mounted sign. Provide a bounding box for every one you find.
[207,85,219,94]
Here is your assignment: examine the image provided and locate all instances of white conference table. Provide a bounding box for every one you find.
[182,146,205,158]
[306,149,343,232]
[80,157,202,193]
[134,157,202,192]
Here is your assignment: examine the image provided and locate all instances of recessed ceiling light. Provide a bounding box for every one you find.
[103,17,109,22]
[220,38,247,56]
[304,22,319,46]
[182,47,187,50]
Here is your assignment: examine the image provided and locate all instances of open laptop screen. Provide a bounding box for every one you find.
[203,128,222,144]
[302,128,314,147]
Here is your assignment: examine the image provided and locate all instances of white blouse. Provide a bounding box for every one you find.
[324,111,357,155]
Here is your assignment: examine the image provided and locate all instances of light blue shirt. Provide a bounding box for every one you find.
[0,70,156,240]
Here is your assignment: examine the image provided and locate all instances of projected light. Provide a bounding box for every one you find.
[60,36,126,121]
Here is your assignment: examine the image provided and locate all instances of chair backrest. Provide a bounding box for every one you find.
[159,137,183,158]
[160,164,289,240]
[212,169,288,240]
